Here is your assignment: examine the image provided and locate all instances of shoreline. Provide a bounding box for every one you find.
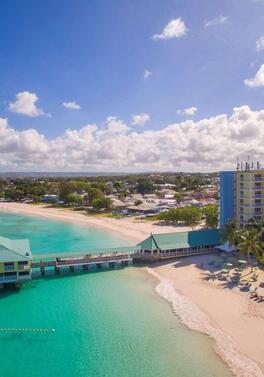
[147,258,264,377]
[0,202,200,243]
[1,202,264,377]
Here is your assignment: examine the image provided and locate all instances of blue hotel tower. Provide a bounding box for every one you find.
[220,171,235,227]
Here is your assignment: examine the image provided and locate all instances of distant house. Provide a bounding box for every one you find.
[127,203,161,215]
[135,229,221,261]
[0,236,32,286]
[41,194,59,203]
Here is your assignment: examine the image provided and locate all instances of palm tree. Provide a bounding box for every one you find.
[221,219,240,248]
[246,218,264,242]
[238,228,263,270]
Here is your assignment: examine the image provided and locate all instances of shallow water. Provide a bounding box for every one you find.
[0,212,233,377]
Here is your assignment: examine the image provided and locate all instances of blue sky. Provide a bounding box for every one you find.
[0,0,264,171]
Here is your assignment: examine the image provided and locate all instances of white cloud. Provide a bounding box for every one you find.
[152,18,187,41]
[144,69,152,79]
[105,116,130,133]
[244,64,264,87]
[177,106,198,116]
[131,113,150,126]
[62,101,81,110]
[9,91,45,117]
[204,15,228,28]
[1,106,264,172]
[256,36,264,51]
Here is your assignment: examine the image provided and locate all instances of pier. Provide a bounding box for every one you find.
[31,248,136,275]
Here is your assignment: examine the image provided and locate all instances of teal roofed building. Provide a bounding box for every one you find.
[0,236,32,286]
[135,228,221,261]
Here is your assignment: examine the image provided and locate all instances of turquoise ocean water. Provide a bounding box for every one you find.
[0,212,233,377]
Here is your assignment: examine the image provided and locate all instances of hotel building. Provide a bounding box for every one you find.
[220,162,264,227]
[0,236,32,286]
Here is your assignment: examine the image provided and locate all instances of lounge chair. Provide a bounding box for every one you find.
[249,288,258,298]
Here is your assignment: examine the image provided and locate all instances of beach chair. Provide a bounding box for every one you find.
[249,287,258,298]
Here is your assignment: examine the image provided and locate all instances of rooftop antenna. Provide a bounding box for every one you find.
[236,156,240,171]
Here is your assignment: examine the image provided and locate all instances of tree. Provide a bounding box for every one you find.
[180,206,201,226]
[238,228,263,270]
[136,180,154,195]
[203,205,218,228]
[221,219,239,247]
[87,188,104,203]
[59,181,76,203]
[134,199,143,206]
[157,206,201,226]
[67,194,84,206]
[174,192,183,204]
[92,197,112,210]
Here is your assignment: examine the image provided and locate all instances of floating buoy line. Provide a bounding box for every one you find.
[0,328,55,333]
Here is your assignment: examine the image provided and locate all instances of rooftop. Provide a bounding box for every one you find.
[0,236,32,262]
[137,228,221,251]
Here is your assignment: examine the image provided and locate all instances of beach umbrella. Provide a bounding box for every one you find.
[238,260,247,264]
[221,269,229,274]
[224,262,233,267]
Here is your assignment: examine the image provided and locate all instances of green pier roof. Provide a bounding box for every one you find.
[0,236,32,262]
[137,228,221,251]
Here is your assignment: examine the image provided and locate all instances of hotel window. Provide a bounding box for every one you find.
[255,199,261,206]
[255,182,261,189]
[240,199,244,205]
[255,191,261,198]
[255,174,261,180]
[4,262,14,271]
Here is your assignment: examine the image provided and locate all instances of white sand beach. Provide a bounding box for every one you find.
[0,202,200,243]
[1,202,264,377]
[150,256,264,377]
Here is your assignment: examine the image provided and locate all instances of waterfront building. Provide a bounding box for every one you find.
[220,162,264,227]
[0,236,32,286]
[135,228,221,262]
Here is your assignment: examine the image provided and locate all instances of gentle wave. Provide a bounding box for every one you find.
[146,267,264,377]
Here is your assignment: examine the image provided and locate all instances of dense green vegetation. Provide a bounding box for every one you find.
[0,173,218,215]
[157,206,201,226]
[221,219,264,267]
[203,205,218,228]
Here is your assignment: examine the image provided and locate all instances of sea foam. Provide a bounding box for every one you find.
[146,267,264,377]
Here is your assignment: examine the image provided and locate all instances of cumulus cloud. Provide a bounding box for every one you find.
[256,36,264,51]
[62,101,81,110]
[105,116,130,133]
[244,64,264,87]
[131,113,150,126]
[9,91,45,117]
[144,69,152,79]
[204,15,228,28]
[1,106,264,172]
[152,18,187,40]
[177,106,198,116]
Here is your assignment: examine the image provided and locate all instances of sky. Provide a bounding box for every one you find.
[0,0,264,172]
